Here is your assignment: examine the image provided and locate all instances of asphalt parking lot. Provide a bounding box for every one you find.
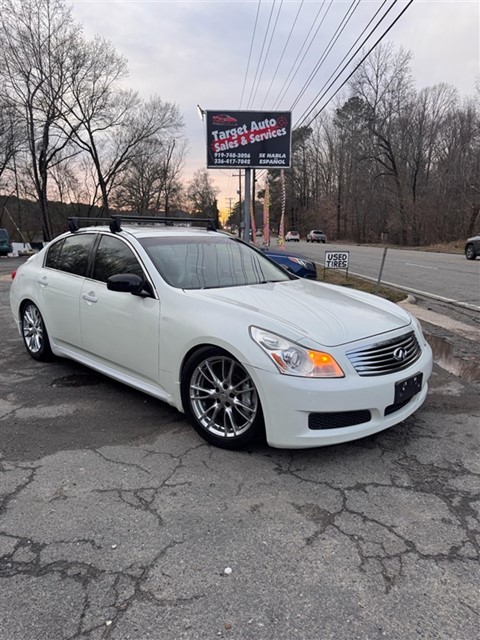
[1,256,479,640]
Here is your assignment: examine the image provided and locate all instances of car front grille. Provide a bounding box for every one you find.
[346,331,421,377]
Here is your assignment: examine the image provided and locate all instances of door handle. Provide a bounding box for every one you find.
[37,275,48,286]
[82,292,98,303]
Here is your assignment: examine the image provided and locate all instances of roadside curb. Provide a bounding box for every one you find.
[398,296,479,342]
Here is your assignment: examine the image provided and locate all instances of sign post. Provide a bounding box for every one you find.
[243,169,251,243]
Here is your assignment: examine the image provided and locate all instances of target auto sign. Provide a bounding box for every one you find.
[206,110,292,169]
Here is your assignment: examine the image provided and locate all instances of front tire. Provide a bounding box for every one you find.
[465,244,477,260]
[21,302,53,361]
[181,347,264,449]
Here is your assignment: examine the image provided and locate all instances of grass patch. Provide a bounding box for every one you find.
[317,268,407,304]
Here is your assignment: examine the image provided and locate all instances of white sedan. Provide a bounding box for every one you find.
[10,218,433,450]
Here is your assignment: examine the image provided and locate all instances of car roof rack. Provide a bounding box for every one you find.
[68,216,218,234]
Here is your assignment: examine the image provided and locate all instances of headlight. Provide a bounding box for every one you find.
[250,327,344,378]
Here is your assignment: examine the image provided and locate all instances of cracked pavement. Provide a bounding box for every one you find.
[1,259,479,639]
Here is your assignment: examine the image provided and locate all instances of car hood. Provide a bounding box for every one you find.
[187,279,411,347]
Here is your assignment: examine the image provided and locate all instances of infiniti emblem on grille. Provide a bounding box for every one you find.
[393,347,407,361]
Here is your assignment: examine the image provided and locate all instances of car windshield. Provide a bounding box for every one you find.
[313,230,323,234]
[140,235,291,289]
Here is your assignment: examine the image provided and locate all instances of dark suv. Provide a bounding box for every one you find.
[0,228,12,256]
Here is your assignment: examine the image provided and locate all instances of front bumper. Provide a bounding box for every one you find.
[246,342,433,449]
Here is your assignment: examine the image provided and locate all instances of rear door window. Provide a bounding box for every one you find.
[47,235,95,276]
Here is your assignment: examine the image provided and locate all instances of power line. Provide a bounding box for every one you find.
[294,0,395,126]
[272,0,333,110]
[289,0,361,112]
[245,0,277,110]
[260,0,305,110]
[298,0,415,130]
[255,0,412,184]
[247,0,285,110]
[239,0,262,109]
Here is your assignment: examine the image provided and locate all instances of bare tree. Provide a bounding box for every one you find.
[158,137,188,214]
[0,97,23,189]
[0,0,80,239]
[187,169,220,221]
[112,135,187,215]
[62,36,184,215]
[350,43,415,243]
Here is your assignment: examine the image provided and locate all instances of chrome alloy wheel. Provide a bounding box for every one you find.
[22,304,44,354]
[189,355,259,439]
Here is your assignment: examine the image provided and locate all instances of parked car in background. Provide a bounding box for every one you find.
[285,230,300,242]
[465,235,480,260]
[307,229,327,243]
[261,247,317,279]
[10,216,432,451]
[0,228,12,256]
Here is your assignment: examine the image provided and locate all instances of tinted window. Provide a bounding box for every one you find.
[51,235,94,276]
[45,238,65,269]
[92,235,144,282]
[140,236,290,289]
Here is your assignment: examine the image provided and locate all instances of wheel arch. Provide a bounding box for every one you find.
[19,298,50,331]
[179,341,246,388]
[177,338,269,413]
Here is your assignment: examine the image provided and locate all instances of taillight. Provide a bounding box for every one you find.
[11,271,16,280]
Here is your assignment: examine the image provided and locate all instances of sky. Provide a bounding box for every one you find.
[70,0,480,215]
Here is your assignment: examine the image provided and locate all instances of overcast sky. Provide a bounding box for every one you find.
[71,0,480,214]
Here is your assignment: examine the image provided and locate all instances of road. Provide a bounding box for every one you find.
[1,256,479,640]
[283,242,480,310]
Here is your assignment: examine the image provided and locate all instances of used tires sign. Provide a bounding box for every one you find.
[325,251,349,269]
[206,111,292,169]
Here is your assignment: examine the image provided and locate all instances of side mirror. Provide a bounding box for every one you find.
[107,273,146,295]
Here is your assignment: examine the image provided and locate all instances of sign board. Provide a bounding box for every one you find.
[324,251,349,270]
[206,110,292,169]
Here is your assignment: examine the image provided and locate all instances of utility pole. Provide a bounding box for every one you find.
[244,169,251,242]
[252,169,256,234]
[232,171,242,236]
[226,197,234,229]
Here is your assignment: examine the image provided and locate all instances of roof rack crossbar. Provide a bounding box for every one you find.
[68,217,114,233]
[68,215,218,234]
[117,215,217,230]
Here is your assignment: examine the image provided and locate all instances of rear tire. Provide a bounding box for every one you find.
[21,302,53,361]
[181,347,264,449]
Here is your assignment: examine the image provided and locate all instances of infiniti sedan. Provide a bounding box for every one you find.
[10,219,432,450]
